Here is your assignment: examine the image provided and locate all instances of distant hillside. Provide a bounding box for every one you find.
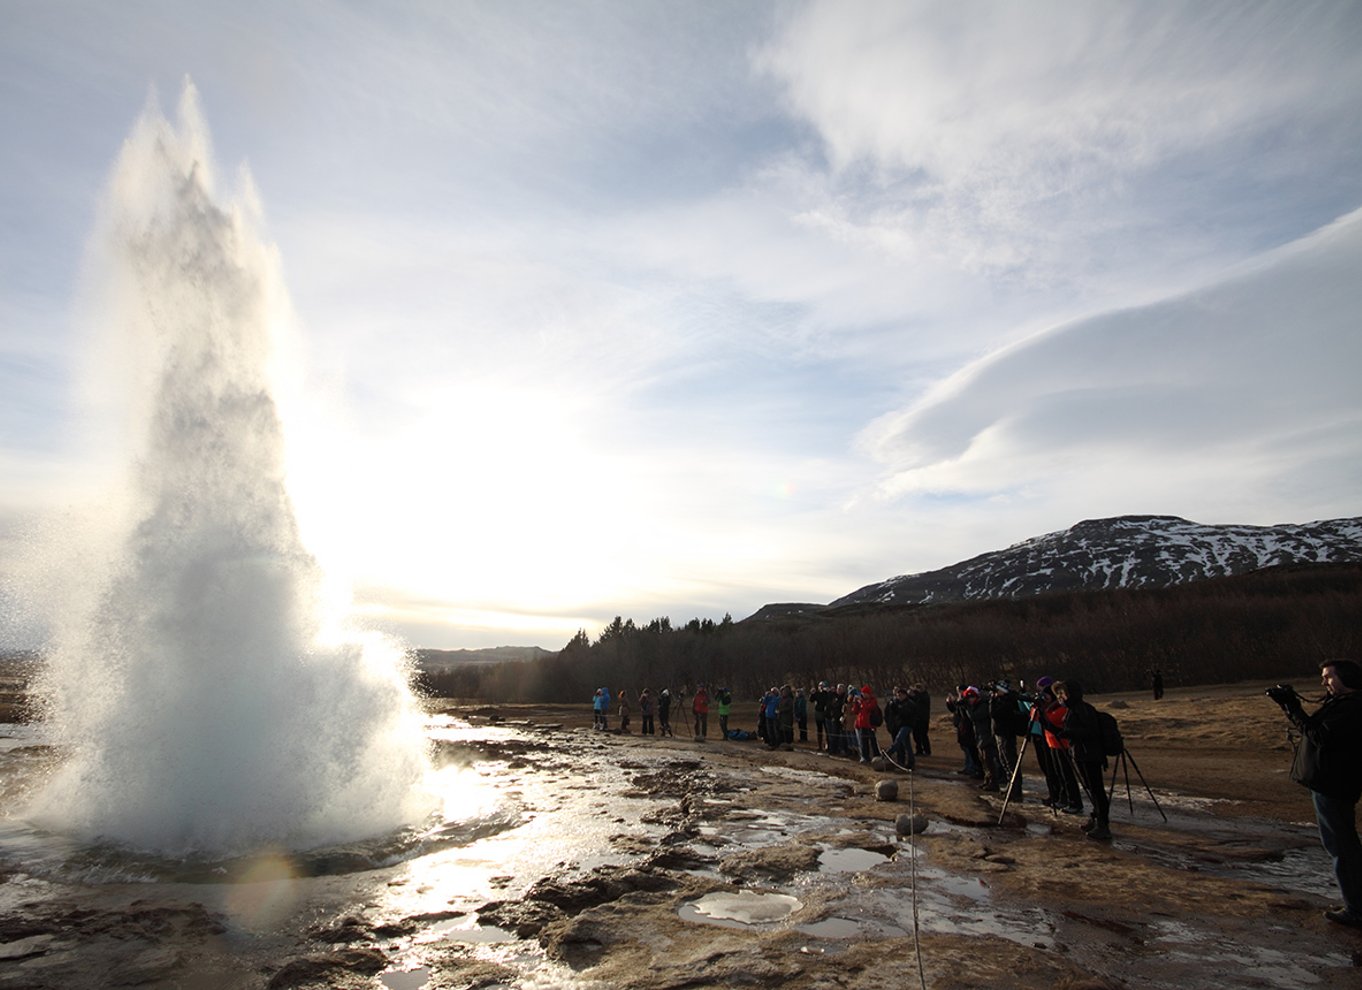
[414,646,553,672]
[743,603,828,622]
[756,515,1361,617]
[420,562,1362,702]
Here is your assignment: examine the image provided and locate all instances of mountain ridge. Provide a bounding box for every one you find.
[747,514,1362,620]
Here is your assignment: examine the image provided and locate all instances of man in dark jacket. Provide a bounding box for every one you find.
[965,687,1003,792]
[810,681,835,751]
[827,685,849,756]
[907,684,932,755]
[1274,659,1362,928]
[990,680,1025,803]
[1053,680,1111,840]
[946,687,981,778]
[884,686,919,770]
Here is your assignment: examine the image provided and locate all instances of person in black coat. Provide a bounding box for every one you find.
[1273,659,1362,928]
[884,686,919,770]
[1053,680,1110,840]
[810,681,835,751]
[946,687,982,778]
[907,683,932,755]
[990,680,1025,803]
[966,687,1003,792]
[658,688,674,736]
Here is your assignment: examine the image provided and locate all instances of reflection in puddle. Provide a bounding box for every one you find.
[417,913,515,945]
[917,867,992,903]
[761,765,845,786]
[380,966,430,990]
[680,890,803,927]
[425,714,520,745]
[380,818,665,923]
[1251,846,1335,899]
[1147,919,1354,987]
[797,917,864,939]
[812,863,1057,951]
[797,915,908,939]
[818,847,889,873]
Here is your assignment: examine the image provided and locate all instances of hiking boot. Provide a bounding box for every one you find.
[1086,826,1112,841]
[1324,908,1362,929]
[1061,804,1084,815]
[979,782,1000,792]
[1080,816,1097,832]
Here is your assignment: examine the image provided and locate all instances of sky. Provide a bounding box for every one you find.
[2,1,1360,651]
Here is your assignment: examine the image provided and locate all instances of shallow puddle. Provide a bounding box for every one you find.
[416,914,515,945]
[761,765,846,786]
[797,915,908,939]
[380,966,430,990]
[1146,919,1354,988]
[679,890,803,927]
[817,846,890,873]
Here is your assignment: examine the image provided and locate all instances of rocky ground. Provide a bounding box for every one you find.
[2,678,1360,989]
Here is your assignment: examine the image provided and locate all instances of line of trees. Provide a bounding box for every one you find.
[414,563,1362,703]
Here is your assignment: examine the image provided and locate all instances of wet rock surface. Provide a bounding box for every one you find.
[2,681,1360,988]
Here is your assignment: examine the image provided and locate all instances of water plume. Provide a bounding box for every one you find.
[29,83,433,856]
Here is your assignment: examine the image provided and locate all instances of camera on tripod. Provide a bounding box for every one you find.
[1265,683,1299,706]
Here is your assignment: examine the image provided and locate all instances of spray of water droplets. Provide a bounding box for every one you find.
[29,84,433,856]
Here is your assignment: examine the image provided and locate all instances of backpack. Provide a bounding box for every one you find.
[869,702,883,727]
[1096,709,1124,756]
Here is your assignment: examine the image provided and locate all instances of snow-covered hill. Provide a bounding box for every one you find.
[829,515,1362,609]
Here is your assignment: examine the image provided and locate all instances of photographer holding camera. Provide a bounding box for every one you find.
[1271,660,1362,929]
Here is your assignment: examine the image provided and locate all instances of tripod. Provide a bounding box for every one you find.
[1107,747,1166,822]
[996,729,1033,825]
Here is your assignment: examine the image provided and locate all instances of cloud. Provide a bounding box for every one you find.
[858,207,1362,523]
[5,3,1362,650]
[756,2,1362,285]
[761,2,1362,186]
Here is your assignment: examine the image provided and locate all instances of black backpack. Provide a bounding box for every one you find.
[1096,709,1124,756]
[869,702,883,727]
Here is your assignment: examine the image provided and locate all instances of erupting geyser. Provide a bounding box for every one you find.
[29,84,433,855]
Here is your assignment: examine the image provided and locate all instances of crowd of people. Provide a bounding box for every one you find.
[944,676,1114,840]
[591,673,1118,841]
[588,658,1362,928]
[590,681,933,760]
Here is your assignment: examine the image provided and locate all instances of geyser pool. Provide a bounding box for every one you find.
[26,84,433,856]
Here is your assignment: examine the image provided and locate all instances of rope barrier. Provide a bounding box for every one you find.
[907,763,928,990]
[879,749,929,990]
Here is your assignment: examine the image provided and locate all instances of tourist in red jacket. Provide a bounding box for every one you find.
[850,685,882,763]
[1038,678,1083,815]
[692,684,710,740]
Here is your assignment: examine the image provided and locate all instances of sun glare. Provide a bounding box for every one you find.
[286,382,670,640]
